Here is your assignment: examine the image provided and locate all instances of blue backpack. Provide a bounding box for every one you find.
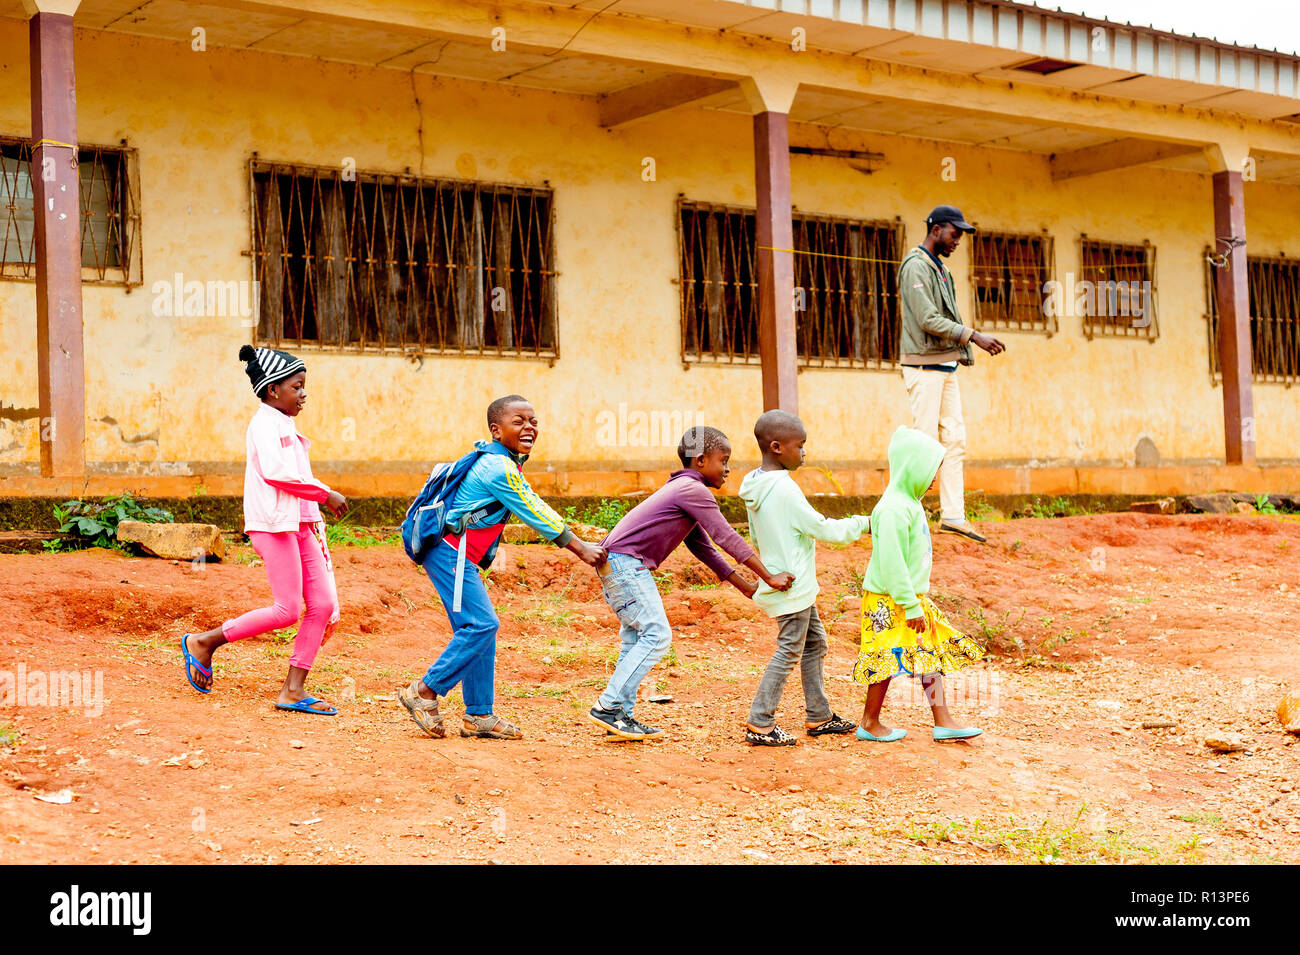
[400,447,507,567]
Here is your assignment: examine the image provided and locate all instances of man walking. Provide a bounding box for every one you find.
[897,205,1005,543]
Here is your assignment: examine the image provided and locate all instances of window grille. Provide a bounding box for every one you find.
[678,199,903,368]
[1079,237,1158,340]
[1204,251,1300,385]
[0,136,141,286]
[970,230,1055,333]
[250,160,557,357]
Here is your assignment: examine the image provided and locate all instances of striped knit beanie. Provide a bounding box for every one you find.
[239,344,305,397]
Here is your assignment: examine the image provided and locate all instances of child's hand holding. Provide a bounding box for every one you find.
[568,538,608,567]
[766,571,795,592]
[907,615,926,633]
[326,490,349,516]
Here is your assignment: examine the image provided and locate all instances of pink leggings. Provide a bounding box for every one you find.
[222,527,335,670]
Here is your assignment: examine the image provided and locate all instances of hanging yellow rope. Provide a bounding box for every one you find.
[756,245,901,265]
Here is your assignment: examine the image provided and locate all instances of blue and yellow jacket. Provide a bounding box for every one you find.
[442,440,573,565]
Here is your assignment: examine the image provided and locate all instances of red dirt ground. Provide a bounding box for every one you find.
[1,512,1298,864]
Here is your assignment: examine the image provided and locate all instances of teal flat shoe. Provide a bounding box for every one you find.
[856,727,907,742]
[932,726,982,741]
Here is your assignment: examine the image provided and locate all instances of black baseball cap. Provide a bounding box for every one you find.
[925,205,975,233]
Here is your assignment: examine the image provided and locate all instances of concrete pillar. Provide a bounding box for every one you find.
[26,0,84,478]
[742,76,798,414]
[1205,142,1256,466]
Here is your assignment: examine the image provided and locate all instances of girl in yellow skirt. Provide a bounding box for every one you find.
[852,426,986,742]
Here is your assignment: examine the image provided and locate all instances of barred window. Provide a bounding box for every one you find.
[1204,252,1300,384]
[1079,237,1158,340]
[970,230,1055,333]
[678,199,903,369]
[250,160,557,358]
[0,136,141,286]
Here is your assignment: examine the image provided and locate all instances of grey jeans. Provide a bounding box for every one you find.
[747,605,833,728]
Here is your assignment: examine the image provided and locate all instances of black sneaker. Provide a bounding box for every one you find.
[588,706,645,740]
[938,521,988,543]
[807,713,857,737]
[623,713,666,739]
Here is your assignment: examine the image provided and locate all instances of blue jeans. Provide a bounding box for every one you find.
[420,540,498,713]
[597,553,672,716]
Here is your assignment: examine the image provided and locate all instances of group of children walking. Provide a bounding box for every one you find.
[180,345,986,746]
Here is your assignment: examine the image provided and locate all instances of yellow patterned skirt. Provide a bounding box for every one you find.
[852,592,985,686]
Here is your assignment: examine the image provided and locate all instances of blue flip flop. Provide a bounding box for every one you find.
[275,696,338,716]
[857,727,907,742]
[181,634,211,695]
[933,726,982,741]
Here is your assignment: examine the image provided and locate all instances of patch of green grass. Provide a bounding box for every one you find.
[1018,496,1099,520]
[885,809,1166,863]
[968,498,996,521]
[326,521,401,548]
[0,723,19,748]
[651,570,674,595]
[1125,596,1153,605]
[498,683,571,699]
[511,591,580,627]
[1175,812,1223,826]
[1018,655,1073,672]
[117,636,165,653]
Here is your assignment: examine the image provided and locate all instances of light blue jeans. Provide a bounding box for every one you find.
[596,553,672,717]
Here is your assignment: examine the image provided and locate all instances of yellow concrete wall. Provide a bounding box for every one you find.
[1,22,1298,480]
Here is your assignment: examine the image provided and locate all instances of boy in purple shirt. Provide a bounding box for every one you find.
[588,426,794,741]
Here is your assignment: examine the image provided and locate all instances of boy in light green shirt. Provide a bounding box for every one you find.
[738,411,870,746]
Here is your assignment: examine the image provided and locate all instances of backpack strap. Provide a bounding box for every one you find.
[452,529,469,613]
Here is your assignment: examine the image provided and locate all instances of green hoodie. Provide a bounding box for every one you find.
[864,426,946,620]
[739,468,870,618]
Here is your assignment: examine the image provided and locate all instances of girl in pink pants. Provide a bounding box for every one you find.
[181,345,348,715]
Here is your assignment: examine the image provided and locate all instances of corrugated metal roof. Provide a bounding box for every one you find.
[736,0,1300,97]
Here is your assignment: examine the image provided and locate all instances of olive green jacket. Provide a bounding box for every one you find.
[898,246,974,366]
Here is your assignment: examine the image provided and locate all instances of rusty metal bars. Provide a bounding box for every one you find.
[0,136,141,286]
[249,159,557,358]
[970,230,1055,334]
[1079,237,1159,340]
[1205,250,1300,385]
[678,198,903,368]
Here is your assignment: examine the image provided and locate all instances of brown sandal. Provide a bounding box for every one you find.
[460,713,523,740]
[398,680,445,738]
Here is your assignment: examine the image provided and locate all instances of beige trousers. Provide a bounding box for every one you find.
[901,366,966,522]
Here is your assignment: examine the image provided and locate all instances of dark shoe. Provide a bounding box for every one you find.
[939,521,987,543]
[588,706,646,740]
[745,725,796,746]
[807,713,857,737]
[624,713,666,739]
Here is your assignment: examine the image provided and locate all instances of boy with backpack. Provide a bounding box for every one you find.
[398,395,606,740]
